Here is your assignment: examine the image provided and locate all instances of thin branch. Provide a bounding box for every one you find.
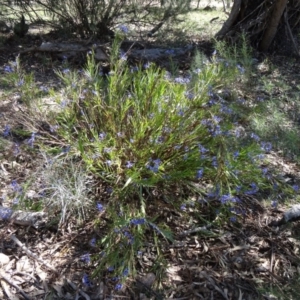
[10,235,58,274]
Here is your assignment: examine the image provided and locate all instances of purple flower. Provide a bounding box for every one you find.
[107,266,114,272]
[271,200,278,208]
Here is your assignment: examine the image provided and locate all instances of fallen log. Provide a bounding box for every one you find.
[269,204,300,226]
[0,207,47,228]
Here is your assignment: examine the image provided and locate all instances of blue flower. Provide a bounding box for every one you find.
[3,125,10,137]
[212,156,218,167]
[62,145,70,153]
[115,283,123,290]
[82,274,92,287]
[81,253,91,263]
[165,49,175,55]
[180,204,186,211]
[143,62,151,69]
[118,24,128,33]
[11,180,22,193]
[130,218,146,225]
[237,64,245,74]
[120,51,127,61]
[17,79,24,86]
[271,200,278,208]
[174,77,190,84]
[0,207,13,220]
[250,133,260,142]
[196,168,204,179]
[89,238,96,247]
[245,183,258,195]
[97,203,104,212]
[219,194,232,204]
[4,65,13,73]
[293,185,299,192]
[13,143,20,156]
[123,268,129,277]
[230,216,237,222]
[107,266,114,272]
[105,160,112,166]
[233,151,239,159]
[125,161,134,168]
[260,142,272,152]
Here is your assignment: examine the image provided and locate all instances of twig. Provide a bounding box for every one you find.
[0,270,32,300]
[67,280,90,300]
[10,235,58,274]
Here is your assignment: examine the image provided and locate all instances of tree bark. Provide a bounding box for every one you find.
[259,0,289,51]
[216,0,299,54]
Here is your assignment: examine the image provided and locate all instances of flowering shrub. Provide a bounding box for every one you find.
[50,40,286,286]
[2,38,296,291]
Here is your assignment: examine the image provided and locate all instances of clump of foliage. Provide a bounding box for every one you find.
[2,37,296,291]
[5,0,192,38]
[47,37,287,288]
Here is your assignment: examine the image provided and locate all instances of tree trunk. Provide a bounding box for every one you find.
[215,0,300,55]
[259,0,289,51]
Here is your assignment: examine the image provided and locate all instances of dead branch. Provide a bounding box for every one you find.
[0,270,32,300]
[10,235,58,274]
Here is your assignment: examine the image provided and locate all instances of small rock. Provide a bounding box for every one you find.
[138,273,155,288]
[0,253,10,266]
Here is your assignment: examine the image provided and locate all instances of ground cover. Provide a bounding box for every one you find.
[1,6,300,300]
